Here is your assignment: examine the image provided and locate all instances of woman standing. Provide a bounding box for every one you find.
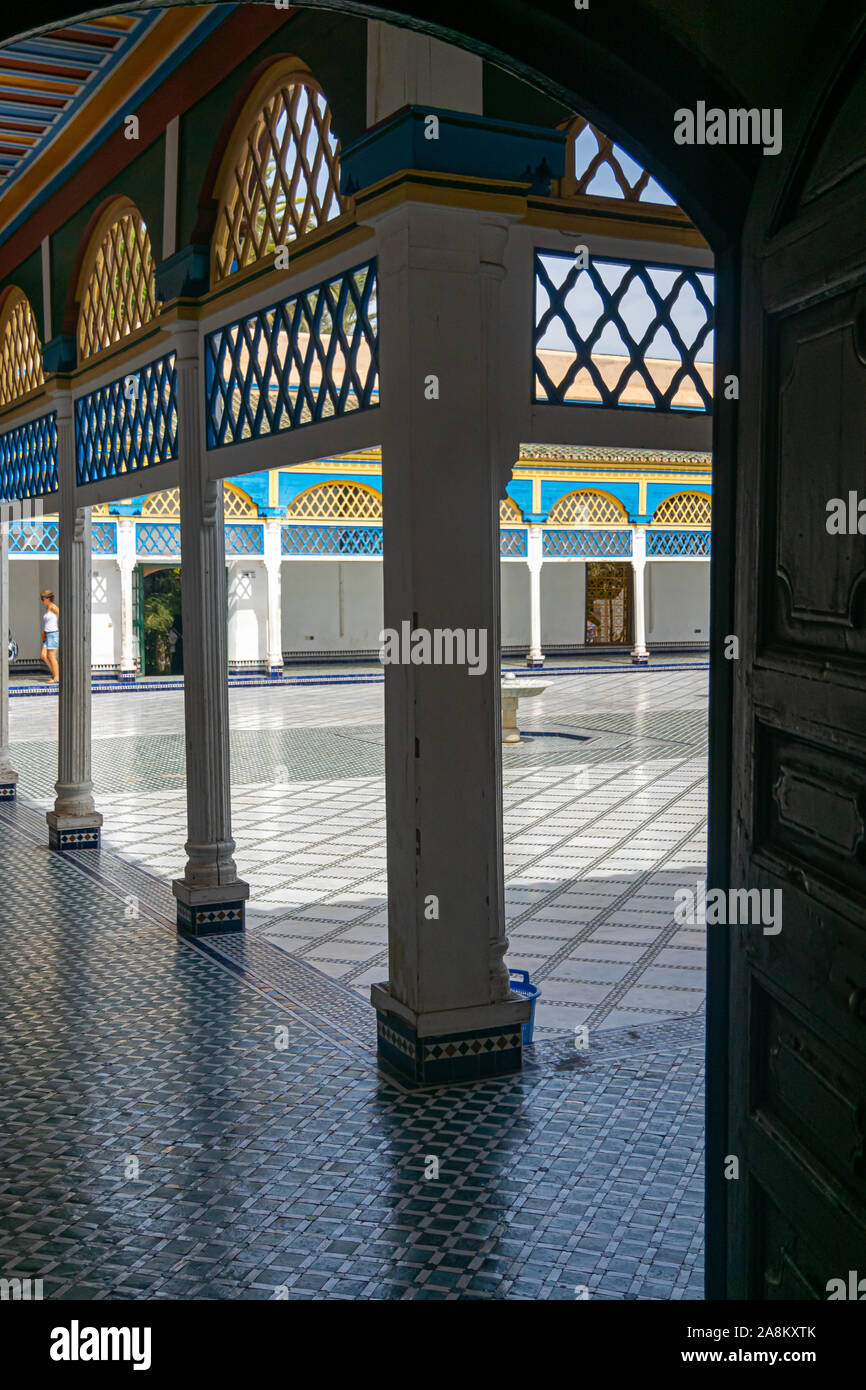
[40,589,59,683]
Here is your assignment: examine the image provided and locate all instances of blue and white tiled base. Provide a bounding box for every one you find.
[376,1008,523,1086]
[0,781,17,801]
[173,882,247,937]
[48,824,101,849]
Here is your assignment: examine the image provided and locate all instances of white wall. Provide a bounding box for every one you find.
[9,559,59,662]
[541,561,586,646]
[91,560,120,668]
[500,561,530,647]
[646,560,710,643]
[227,561,267,665]
[281,560,383,653]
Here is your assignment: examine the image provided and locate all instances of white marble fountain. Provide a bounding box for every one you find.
[500,671,551,743]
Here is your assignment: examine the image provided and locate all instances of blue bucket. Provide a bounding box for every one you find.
[509,968,541,1045]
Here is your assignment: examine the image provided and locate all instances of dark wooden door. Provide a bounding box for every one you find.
[723,20,866,1298]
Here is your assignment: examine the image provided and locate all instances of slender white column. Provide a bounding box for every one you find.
[47,392,102,848]
[369,202,528,1083]
[0,518,18,798]
[172,319,248,933]
[631,523,650,665]
[263,517,284,677]
[526,523,545,669]
[117,516,136,682]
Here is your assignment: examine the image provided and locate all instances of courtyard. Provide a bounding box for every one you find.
[9,659,708,1040]
[0,661,707,1300]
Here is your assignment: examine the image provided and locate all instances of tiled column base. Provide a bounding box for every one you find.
[46,812,103,850]
[117,668,137,685]
[371,984,529,1086]
[631,651,650,666]
[172,879,249,936]
[268,664,284,679]
[0,777,17,801]
[525,655,545,670]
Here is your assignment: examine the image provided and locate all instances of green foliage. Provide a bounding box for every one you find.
[143,568,181,674]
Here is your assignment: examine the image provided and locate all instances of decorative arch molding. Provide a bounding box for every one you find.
[287,479,382,522]
[0,286,44,407]
[652,490,712,527]
[75,197,161,363]
[547,488,629,526]
[210,56,345,286]
[140,482,259,521]
[500,496,523,522]
[223,481,259,518]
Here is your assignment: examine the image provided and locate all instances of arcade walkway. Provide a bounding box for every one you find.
[0,666,706,1299]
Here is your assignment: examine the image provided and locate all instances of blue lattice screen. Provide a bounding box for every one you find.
[205,260,379,448]
[282,524,383,556]
[647,529,710,556]
[75,353,177,485]
[225,523,264,556]
[8,519,118,555]
[500,529,528,557]
[92,522,117,555]
[534,250,714,412]
[136,522,181,557]
[543,529,632,558]
[0,413,57,500]
[8,519,59,554]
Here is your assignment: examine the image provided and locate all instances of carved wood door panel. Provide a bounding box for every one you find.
[726,21,866,1298]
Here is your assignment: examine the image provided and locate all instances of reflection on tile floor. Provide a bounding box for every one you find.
[0,801,703,1300]
[9,665,709,1039]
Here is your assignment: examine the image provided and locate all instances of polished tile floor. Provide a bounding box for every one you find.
[8,662,709,1039]
[1,664,707,1300]
[0,797,703,1300]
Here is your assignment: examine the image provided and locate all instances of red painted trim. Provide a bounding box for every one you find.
[0,6,293,282]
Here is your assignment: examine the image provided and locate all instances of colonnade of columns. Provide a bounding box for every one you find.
[523,522,652,668]
[0,27,703,1086]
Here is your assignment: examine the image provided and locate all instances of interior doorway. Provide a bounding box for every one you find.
[584,561,633,646]
[136,564,183,676]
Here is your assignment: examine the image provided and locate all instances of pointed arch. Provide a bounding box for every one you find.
[76,198,160,363]
[547,489,629,526]
[0,287,44,406]
[287,479,382,522]
[211,56,345,285]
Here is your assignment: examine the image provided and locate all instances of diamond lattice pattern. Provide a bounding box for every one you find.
[213,76,343,283]
[534,250,714,412]
[75,354,177,483]
[139,484,257,520]
[547,490,628,526]
[652,491,711,526]
[288,481,382,521]
[78,209,161,361]
[0,291,44,405]
[204,262,378,446]
[562,116,677,206]
[0,413,57,501]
